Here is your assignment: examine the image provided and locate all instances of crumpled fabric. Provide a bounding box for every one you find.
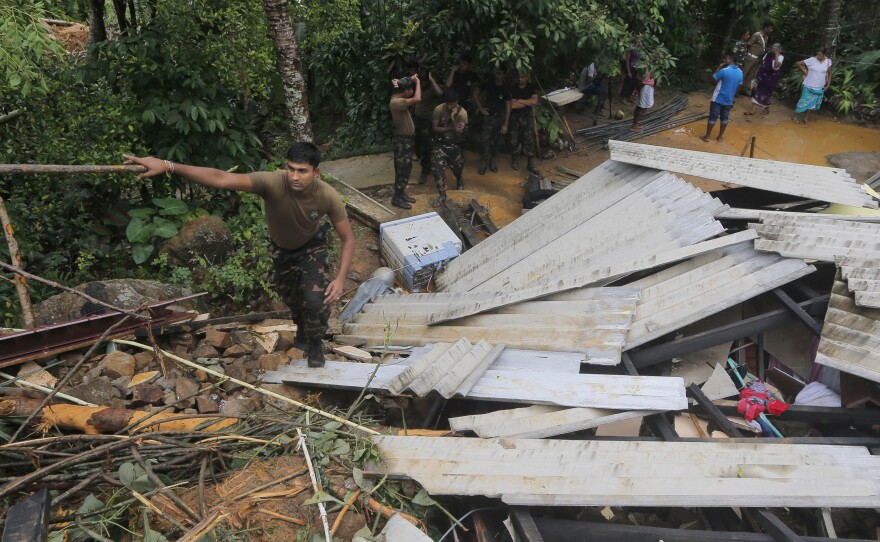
[794,381,841,407]
[340,278,396,323]
[737,379,789,422]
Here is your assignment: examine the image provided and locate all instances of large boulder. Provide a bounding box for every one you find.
[160,215,232,266]
[34,279,204,325]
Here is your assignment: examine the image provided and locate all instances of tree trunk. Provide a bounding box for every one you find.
[0,196,36,329]
[127,0,138,29]
[721,10,740,57]
[261,0,313,143]
[87,0,107,46]
[821,0,842,57]
[112,0,128,34]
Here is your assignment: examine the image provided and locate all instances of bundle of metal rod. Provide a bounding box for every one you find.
[574,94,689,139]
[612,112,708,143]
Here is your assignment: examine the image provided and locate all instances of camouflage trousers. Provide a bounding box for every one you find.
[392,135,414,192]
[413,117,433,172]
[479,111,506,163]
[268,239,330,341]
[431,136,463,192]
[509,111,535,157]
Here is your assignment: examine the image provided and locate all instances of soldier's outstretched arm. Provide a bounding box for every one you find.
[122,154,254,193]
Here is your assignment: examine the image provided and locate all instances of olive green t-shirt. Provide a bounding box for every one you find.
[249,170,347,250]
[390,97,415,136]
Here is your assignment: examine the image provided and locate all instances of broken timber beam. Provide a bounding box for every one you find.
[444,199,482,248]
[706,400,880,427]
[687,384,744,437]
[773,288,823,337]
[627,295,829,369]
[747,509,805,542]
[469,199,498,234]
[322,174,396,230]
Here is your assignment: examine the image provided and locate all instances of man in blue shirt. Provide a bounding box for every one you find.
[701,54,743,142]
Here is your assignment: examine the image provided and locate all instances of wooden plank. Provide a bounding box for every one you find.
[444,199,482,248]
[323,174,396,229]
[469,199,499,234]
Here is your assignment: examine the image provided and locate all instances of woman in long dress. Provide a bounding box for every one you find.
[745,44,783,115]
[792,48,833,124]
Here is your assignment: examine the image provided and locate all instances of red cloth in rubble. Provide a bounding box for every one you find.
[737,380,789,422]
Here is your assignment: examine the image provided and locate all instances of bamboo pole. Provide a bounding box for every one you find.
[0,164,146,174]
[0,195,35,328]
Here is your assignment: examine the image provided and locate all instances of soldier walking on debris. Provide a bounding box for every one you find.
[509,70,539,174]
[431,88,469,206]
[474,66,511,175]
[389,74,422,209]
[123,143,355,368]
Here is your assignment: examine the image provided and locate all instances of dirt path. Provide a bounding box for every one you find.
[324,88,880,224]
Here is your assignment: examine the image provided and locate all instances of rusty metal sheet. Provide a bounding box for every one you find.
[0,294,204,368]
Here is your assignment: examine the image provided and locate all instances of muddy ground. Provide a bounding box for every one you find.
[325,87,880,229]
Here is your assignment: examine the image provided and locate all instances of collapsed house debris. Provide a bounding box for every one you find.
[3,140,880,541]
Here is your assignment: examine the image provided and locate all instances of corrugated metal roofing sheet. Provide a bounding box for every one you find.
[623,244,815,349]
[609,140,877,209]
[837,256,880,309]
[435,160,727,293]
[815,271,880,383]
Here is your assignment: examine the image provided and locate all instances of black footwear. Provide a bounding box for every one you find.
[307,339,325,368]
[478,164,486,175]
[294,323,308,351]
[418,169,429,185]
[391,191,412,209]
[527,157,539,174]
[431,191,447,208]
[401,192,416,203]
[489,157,498,173]
[456,178,464,190]
[511,155,519,171]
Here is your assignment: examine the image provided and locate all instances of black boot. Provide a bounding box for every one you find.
[307,339,325,368]
[391,190,412,209]
[511,154,519,171]
[527,156,539,174]
[294,322,308,350]
[489,157,498,173]
[418,168,429,185]
[431,190,447,208]
[456,178,464,190]
[478,159,487,175]
[401,191,416,203]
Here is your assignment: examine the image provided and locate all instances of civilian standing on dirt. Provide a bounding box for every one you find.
[474,66,511,175]
[508,71,539,174]
[630,67,655,132]
[122,143,355,368]
[431,88,469,206]
[792,48,833,124]
[746,43,784,116]
[701,54,743,143]
[741,21,773,95]
[389,74,422,209]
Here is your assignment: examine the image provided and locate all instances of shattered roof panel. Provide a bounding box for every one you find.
[372,436,880,508]
[436,161,727,293]
[815,271,880,383]
[751,216,880,261]
[339,287,640,364]
[609,140,877,209]
[624,244,815,349]
[837,257,880,309]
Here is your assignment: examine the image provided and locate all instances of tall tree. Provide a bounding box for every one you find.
[87,0,107,47]
[821,0,842,57]
[261,0,313,143]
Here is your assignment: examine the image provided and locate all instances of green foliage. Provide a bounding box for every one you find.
[0,0,66,100]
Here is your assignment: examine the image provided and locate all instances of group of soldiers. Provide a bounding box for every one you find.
[389,55,540,209]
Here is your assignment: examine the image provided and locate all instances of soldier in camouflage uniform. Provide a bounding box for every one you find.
[414,69,443,184]
[123,143,355,368]
[732,31,751,68]
[474,67,511,174]
[431,88,469,206]
[509,71,539,174]
[389,74,422,209]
